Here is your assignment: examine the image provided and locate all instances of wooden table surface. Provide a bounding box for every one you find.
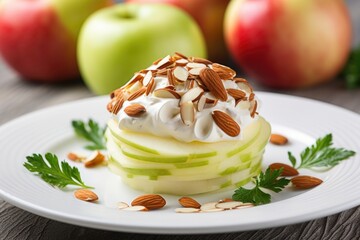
[1,1,360,239]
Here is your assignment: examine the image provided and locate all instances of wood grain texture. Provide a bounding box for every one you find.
[1,0,360,239]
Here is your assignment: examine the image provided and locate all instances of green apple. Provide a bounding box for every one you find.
[78,3,207,95]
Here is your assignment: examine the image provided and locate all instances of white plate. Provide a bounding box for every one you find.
[0,92,359,234]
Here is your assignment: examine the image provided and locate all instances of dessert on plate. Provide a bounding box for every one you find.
[105,53,271,195]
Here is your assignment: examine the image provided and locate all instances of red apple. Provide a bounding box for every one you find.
[0,0,113,83]
[125,0,230,62]
[224,0,352,89]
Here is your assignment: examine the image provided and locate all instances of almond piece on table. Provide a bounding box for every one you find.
[178,197,201,209]
[175,208,201,213]
[123,206,148,211]
[117,201,129,209]
[215,201,243,210]
[84,151,105,168]
[269,163,299,176]
[291,176,323,189]
[74,189,98,202]
[131,194,166,210]
[212,110,240,137]
[270,134,288,145]
[180,101,196,126]
[67,152,86,162]
[124,104,146,117]
[199,68,228,101]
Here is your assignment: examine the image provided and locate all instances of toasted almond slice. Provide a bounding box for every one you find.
[175,58,189,66]
[199,68,227,101]
[212,110,240,137]
[249,100,258,118]
[235,99,250,109]
[175,52,188,59]
[74,189,98,202]
[200,202,218,211]
[175,208,200,213]
[212,63,236,80]
[189,67,205,75]
[185,79,195,90]
[127,80,143,94]
[145,78,156,96]
[167,69,176,86]
[117,201,129,209]
[84,150,105,168]
[186,62,207,69]
[180,101,195,126]
[227,88,246,100]
[109,97,125,114]
[219,198,234,203]
[153,88,181,99]
[249,92,255,101]
[178,197,201,208]
[215,201,243,210]
[142,71,153,86]
[235,203,255,209]
[123,73,143,89]
[235,79,253,94]
[123,206,148,211]
[124,104,146,117]
[180,87,204,104]
[195,94,206,112]
[67,152,86,162]
[157,55,173,69]
[190,56,213,65]
[201,208,224,213]
[127,87,146,101]
[173,66,189,82]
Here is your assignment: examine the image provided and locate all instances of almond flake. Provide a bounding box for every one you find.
[189,56,213,65]
[200,202,218,211]
[180,87,204,104]
[145,78,156,96]
[173,66,189,82]
[249,100,258,118]
[167,69,176,86]
[195,94,206,112]
[215,201,243,210]
[235,203,254,209]
[212,110,240,137]
[117,201,129,209]
[142,71,153,86]
[153,88,181,99]
[201,208,224,213]
[248,92,255,101]
[199,68,227,101]
[175,52,188,59]
[189,67,205,75]
[84,150,105,168]
[123,206,148,211]
[124,104,146,117]
[127,81,143,94]
[227,88,246,100]
[235,78,253,93]
[175,58,189,66]
[175,208,200,213]
[109,97,125,114]
[180,101,195,126]
[67,152,86,162]
[157,55,173,69]
[127,87,146,101]
[186,62,207,69]
[124,73,143,89]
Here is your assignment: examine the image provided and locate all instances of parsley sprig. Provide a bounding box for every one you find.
[288,134,355,170]
[72,119,106,150]
[232,168,290,205]
[24,153,93,189]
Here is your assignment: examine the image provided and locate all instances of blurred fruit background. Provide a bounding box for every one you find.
[0,0,359,94]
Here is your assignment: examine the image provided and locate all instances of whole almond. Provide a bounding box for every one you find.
[212,63,236,80]
[291,176,323,189]
[269,163,299,176]
[212,110,240,137]
[199,68,228,101]
[124,104,146,117]
[227,88,246,100]
[178,197,201,208]
[74,189,98,202]
[131,194,166,210]
[270,134,288,145]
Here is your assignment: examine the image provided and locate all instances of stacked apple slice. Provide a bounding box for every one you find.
[106,116,271,195]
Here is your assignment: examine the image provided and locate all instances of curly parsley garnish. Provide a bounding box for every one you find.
[232,168,290,205]
[288,134,356,169]
[24,153,93,189]
[71,119,106,150]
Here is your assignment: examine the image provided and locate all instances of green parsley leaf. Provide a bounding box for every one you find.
[232,168,290,205]
[72,119,106,150]
[24,153,93,189]
[288,134,356,169]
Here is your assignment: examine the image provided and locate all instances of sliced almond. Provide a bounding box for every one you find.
[270,134,288,145]
[185,79,195,90]
[74,189,98,202]
[189,67,206,75]
[117,201,129,209]
[84,150,105,168]
[212,63,236,80]
[124,104,146,117]
[175,52,188,60]
[180,101,195,126]
[195,94,206,112]
[219,198,234,203]
[123,73,143,89]
[249,92,255,101]
[167,69,176,86]
[131,194,166,210]
[157,55,173,69]
[212,110,240,137]
[109,97,125,115]
[249,100,258,118]
[145,78,156,96]
[128,80,143,94]
[291,176,323,189]
[175,208,200,213]
[142,71,153,86]
[235,203,255,209]
[123,206,148,211]
[173,66,189,82]
[127,87,146,101]
[180,87,204,104]
[200,202,218,211]
[153,88,181,99]
[227,88,246,100]
[186,62,207,69]
[215,201,243,210]
[235,78,253,94]
[178,197,201,208]
[269,163,299,176]
[67,152,86,162]
[199,68,227,101]
[190,56,212,65]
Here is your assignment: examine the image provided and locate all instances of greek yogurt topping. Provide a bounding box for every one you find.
[107,53,259,143]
